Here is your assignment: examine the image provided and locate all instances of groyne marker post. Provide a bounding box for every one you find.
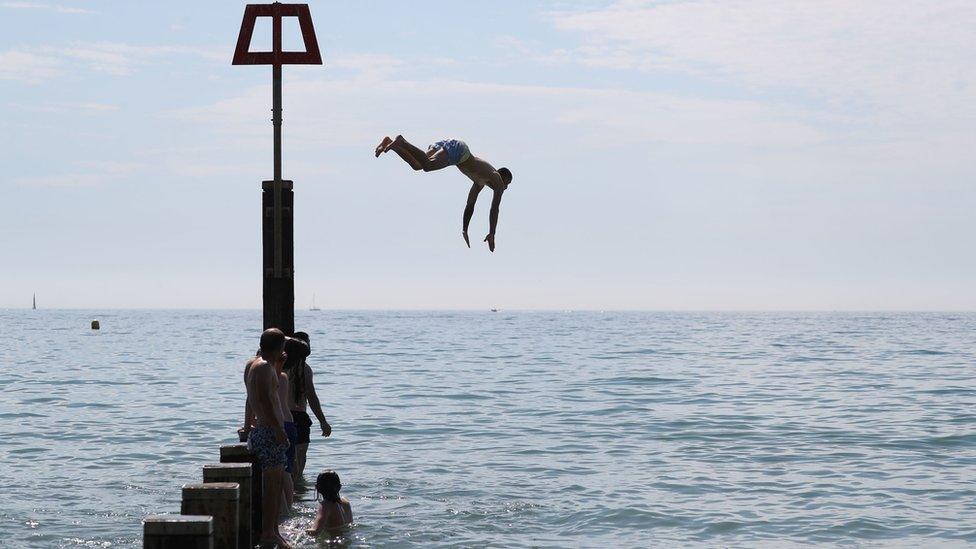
[233,3,323,335]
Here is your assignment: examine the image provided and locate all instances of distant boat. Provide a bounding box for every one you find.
[309,293,321,311]
[490,308,499,312]
[32,293,36,310]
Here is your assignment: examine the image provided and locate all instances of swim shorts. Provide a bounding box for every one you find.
[247,425,289,469]
[428,139,471,165]
[284,421,298,473]
[292,410,313,444]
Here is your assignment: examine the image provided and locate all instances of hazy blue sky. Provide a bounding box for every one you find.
[1,1,974,310]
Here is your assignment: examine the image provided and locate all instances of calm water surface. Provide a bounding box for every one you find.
[1,310,975,547]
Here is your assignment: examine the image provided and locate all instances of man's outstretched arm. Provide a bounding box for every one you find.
[462,183,482,247]
[484,188,503,252]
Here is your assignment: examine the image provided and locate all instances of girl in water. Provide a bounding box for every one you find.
[306,470,353,536]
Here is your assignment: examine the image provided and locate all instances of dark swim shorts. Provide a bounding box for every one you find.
[292,410,313,444]
[247,425,289,469]
[284,421,298,473]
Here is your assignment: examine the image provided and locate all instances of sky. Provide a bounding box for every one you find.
[1,0,974,310]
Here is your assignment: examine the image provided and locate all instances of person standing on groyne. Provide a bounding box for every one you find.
[244,328,293,549]
[278,358,297,509]
[286,331,331,482]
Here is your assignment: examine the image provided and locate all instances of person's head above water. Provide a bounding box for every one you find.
[315,470,342,503]
[283,335,310,371]
[259,328,285,360]
[498,167,512,188]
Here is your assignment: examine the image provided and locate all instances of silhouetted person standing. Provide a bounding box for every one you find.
[245,328,293,549]
[285,331,331,482]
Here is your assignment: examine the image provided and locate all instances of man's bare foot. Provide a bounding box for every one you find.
[385,134,407,153]
[375,136,393,157]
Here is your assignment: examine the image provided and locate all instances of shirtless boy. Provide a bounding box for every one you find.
[375,135,513,252]
[244,328,293,548]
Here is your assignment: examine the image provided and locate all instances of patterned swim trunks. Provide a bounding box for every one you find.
[428,139,471,165]
[247,425,289,469]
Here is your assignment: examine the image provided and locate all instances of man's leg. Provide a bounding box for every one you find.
[294,443,309,480]
[262,466,291,548]
[386,135,452,172]
[282,471,294,508]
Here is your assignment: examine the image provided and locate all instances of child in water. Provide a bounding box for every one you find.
[306,470,353,536]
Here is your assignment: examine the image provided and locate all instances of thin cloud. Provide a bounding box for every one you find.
[167,70,830,152]
[16,162,142,188]
[17,101,120,115]
[0,50,62,83]
[0,42,226,82]
[548,0,976,123]
[1,2,93,14]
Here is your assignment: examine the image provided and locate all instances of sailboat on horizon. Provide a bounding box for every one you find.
[309,293,321,311]
[32,293,36,310]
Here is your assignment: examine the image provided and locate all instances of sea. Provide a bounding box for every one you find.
[1,310,975,548]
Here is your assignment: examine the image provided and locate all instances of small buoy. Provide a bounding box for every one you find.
[91,320,100,330]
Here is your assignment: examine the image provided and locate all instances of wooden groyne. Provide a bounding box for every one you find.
[142,443,260,549]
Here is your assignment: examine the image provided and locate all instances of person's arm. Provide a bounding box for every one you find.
[305,504,325,536]
[484,186,503,252]
[239,360,255,437]
[305,365,332,436]
[239,397,255,441]
[462,182,482,247]
[243,398,254,427]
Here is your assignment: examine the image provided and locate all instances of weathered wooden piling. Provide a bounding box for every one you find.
[219,443,262,541]
[181,483,239,549]
[262,178,295,334]
[143,514,213,549]
[203,463,252,549]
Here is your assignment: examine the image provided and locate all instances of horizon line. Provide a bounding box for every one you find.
[4,307,976,314]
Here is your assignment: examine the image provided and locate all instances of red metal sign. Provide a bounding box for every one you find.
[232,3,323,66]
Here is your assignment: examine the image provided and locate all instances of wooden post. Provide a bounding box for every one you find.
[233,3,322,335]
[181,483,239,549]
[143,514,212,549]
[262,179,294,335]
[220,443,262,542]
[203,463,252,549]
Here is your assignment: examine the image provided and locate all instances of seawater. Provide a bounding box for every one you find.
[1,310,975,548]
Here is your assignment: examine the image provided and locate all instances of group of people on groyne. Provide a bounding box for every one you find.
[240,327,353,547]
